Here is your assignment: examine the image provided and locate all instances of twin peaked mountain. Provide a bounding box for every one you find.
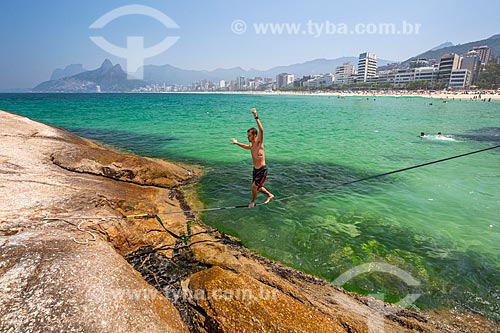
[34,60,143,92]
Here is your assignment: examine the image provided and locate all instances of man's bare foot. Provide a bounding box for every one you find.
[248,201,255,208]
[264,194,274,204]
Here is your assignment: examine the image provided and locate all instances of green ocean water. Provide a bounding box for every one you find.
[1,93,499,319]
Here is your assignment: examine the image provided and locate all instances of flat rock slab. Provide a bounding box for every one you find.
[0,229,188,333]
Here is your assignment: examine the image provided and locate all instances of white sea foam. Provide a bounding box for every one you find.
[423,135,458,142]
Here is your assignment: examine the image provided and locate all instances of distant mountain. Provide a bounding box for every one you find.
[250,57,363,77]
[204,67,251,80]
[429,42,454,51]
[139,57,396,84]
[141,64,219,85]
[50,64,87,81]
[404,34,500,64]
[34,59,145,92]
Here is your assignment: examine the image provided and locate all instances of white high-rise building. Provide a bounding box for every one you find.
[449,69,471,89]
[334,62,355,85]
[236,76,246,90]
[472,45,491,66]
[414,67,439,82]
[438,53,461,83]
[357,52,377,82]
[460,51,481,84]
[303,74,334,88]
[276,73,295,88]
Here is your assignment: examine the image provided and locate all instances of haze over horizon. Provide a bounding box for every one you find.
[1,0,499,89]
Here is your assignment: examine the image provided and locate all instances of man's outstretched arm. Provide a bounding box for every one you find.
[251,108,264,143]
[231,138,250,149]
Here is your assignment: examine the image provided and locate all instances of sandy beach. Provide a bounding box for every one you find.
[159,89,500,101]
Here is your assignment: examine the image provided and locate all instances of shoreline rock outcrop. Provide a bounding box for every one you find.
[0,110,496,332]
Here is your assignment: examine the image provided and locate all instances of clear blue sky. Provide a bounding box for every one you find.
[1,0,499,89]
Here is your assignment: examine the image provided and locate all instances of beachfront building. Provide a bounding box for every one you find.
[410,58,431,68]
[276,73,295,89]
[414,66,439,82]
[367,52,479,89]
[357,52,377,82]
[334,62,355,85]
[226,76,274,91]
[472,45,491,66]
[302,74,334,88]
[329,52,474,89]
[235,76,247,90]
[437,53,461,83]
[460,51,482,84]
[365,65,438,87]
[369,70,394,85]
[293,76,311,88]
[394,69,415,85]
[449,69,472,89]
[378,68,431,86]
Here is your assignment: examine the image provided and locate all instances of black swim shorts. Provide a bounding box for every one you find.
[252,165,268,189]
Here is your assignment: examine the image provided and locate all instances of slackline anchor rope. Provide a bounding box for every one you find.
[156,143,500,215]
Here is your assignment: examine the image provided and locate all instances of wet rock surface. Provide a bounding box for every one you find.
[0,110,497,333]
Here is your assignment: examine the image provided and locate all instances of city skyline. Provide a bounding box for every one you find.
[1,0,500,89]
[139,47,488,91]
[31,44,491,93]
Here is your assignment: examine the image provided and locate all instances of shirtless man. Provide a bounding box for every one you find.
[231,108,274,208]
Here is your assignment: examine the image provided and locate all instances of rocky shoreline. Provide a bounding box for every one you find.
[0,110,496,332]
